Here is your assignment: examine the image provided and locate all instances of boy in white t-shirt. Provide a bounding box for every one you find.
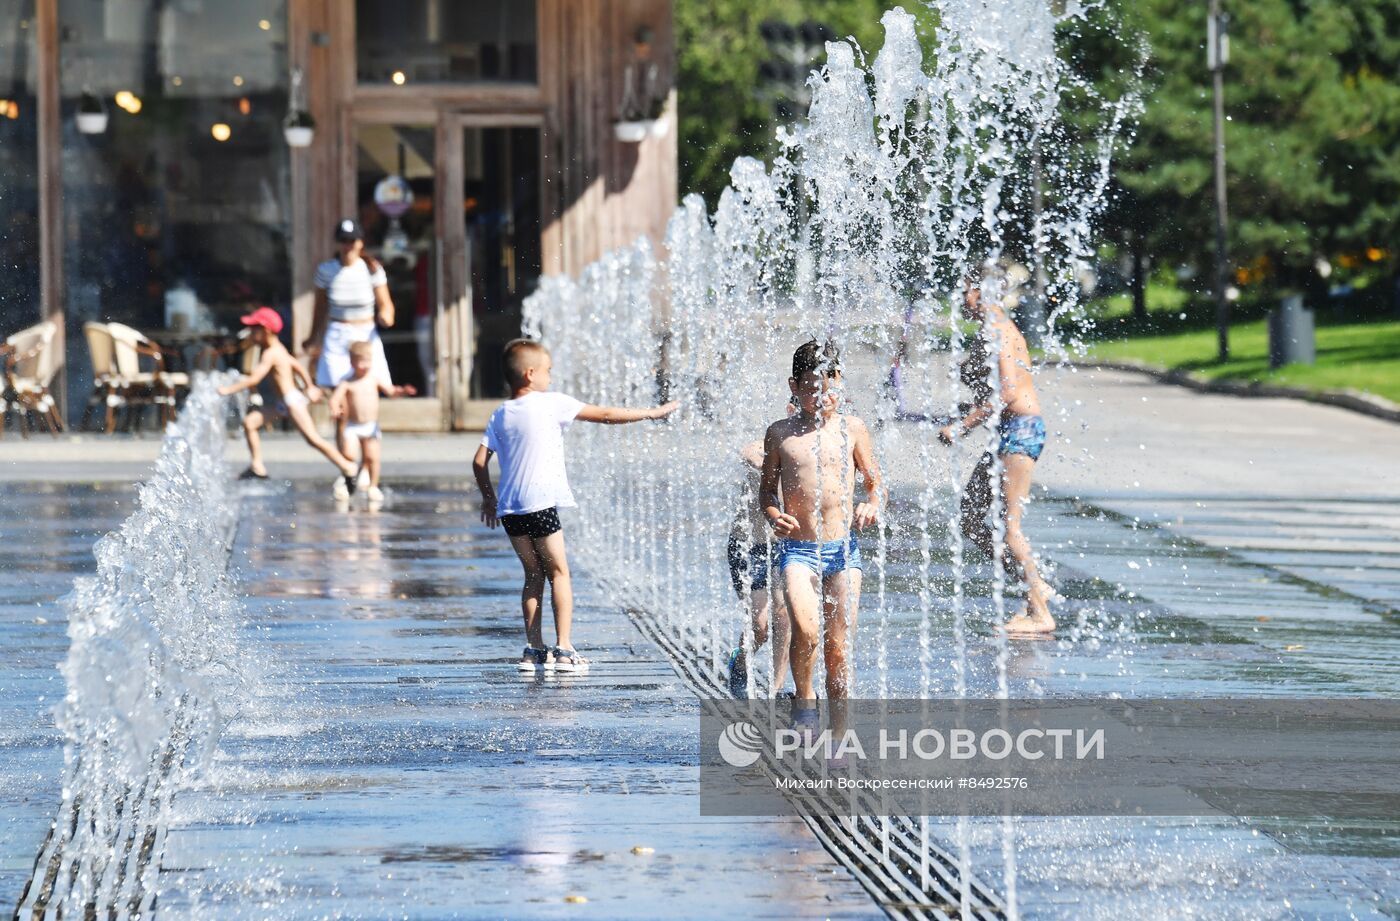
[472,338,678,673]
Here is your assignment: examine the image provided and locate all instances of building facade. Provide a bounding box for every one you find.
[0,0,676,429]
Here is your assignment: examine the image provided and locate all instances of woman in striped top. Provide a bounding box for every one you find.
[304,218,398,459]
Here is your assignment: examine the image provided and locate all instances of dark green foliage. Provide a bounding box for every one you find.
[675,0,933,206]
[678,0,1400,304]
[1085,0,1400,297]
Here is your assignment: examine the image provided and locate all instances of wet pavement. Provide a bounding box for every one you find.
[5,360,1400,918]
[1035,365,1400,618]
[0,484,133,902]
[151,481,878,920]
[6,474,1399,918]
[878,496,1400,918]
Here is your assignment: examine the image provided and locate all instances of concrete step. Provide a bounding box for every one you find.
[306,397,498,432]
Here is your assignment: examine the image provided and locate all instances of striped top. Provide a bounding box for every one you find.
[315,257,387,322]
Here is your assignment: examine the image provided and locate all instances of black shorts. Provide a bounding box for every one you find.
[727,532,747,597]
[500,506,562,539]
[727,532,777,597]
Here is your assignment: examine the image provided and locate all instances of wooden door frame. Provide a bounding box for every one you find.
[325,0,553,428]
[33,0,64,415]
[340,112,446,429]
[341,111,546,430]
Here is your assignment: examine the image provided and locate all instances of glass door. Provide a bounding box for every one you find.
[354,122,437,396]
[461,124,541,397]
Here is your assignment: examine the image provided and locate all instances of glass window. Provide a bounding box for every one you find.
[0,0,39,328]
[57,0,290,380]
[356,0,537,85]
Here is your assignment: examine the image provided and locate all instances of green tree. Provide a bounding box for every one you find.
[1082,0,1400,311]
[679,1,1400,314]
[1313,2,1400,263]
[675,0,920,206]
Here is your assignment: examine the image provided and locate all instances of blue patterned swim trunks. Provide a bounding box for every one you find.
[997,414,1046,461]
[777,534,863,579]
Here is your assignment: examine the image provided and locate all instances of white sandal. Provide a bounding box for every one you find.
[552,646,590,673]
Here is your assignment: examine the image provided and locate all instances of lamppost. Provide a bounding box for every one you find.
[1208,0,1231,360]
[1025,136,1048,350]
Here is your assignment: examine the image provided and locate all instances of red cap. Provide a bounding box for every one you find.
[239,306,283,334]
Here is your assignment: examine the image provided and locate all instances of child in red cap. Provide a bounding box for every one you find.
[219,307,360,493]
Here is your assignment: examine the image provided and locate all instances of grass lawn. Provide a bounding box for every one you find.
[1086,314,1400,404]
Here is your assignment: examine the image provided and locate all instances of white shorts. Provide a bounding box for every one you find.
[244,389,306,417]
[315,322,392,388]
[344,419,381,440]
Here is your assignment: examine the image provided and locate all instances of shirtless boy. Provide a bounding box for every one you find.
[939,273,1054,634]
[760,340,883,707]
[218,307,359,492]
[329,340,415,504]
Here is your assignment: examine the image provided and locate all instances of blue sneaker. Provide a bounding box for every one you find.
[791,706,821,748]
[517,646,552,672]
[725,647,748,699]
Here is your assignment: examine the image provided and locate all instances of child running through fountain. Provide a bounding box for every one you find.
[760,340,883,715]
[938,270,1055,634]
[473,338,679,673]
[218,307,361,492]
[725,434,792,699]
[328,340,415,506]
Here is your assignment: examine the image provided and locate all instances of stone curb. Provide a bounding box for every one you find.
[1076,360,1400,425]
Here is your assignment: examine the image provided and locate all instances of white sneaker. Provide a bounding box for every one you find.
[332,476,349,501]
[367,485,384,504]
[356,468,371,490]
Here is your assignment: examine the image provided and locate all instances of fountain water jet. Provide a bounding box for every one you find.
[15,375,252,920]
[526,3,1136,915]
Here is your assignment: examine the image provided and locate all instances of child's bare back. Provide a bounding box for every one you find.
[259,338,316,403]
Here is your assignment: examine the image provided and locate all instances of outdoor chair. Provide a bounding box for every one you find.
[80,321,126,433]
[239,328,264,378]
[106,322,190,430]
[1,319,64,438]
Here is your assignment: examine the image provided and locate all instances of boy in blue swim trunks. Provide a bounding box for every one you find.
[939,271,1055,634]
[760,340,884,706]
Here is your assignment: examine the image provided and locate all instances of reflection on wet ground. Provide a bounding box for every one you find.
[870,492,1400,917]
[0,485,136,900]
[4,479,1400,918]
[157,481,876,920]
[870,492,1400,700]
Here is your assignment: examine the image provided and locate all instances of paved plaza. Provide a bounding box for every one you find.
[3,369,1400,918]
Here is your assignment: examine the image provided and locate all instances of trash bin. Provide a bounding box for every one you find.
[1268,294,1315,368]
